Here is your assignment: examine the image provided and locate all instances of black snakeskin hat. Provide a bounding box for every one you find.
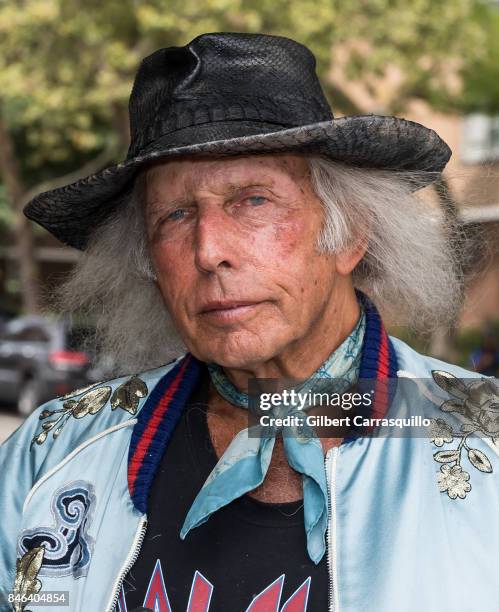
[23,32,452,250]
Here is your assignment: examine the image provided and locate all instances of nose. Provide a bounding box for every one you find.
[194,206,239,274]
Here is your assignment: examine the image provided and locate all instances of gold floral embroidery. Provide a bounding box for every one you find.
[429,370,499,499]
[110,375,148,414]
[60,381,103,399]
[30,386,112,448]
[30,375,148,448]
[436,464,471,499]
[12,546,44,612]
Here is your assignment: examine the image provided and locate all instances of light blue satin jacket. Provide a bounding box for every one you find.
[0,336,498,612]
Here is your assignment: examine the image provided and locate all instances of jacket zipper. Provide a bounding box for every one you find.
[106,452,339,611]
[326,447,339,612]
[105,516,148,612]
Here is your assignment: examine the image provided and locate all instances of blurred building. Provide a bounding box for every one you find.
[404,100,499,329]
[0,238,78,316]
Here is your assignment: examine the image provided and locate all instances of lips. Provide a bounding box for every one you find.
[197,300,268,324]
[199,300,262,314]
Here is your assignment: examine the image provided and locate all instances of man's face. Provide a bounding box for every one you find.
[144,153,339,368]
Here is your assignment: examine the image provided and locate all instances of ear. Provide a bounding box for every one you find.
[335,237,368,276]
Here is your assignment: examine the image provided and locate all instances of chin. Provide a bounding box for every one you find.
[192,330,283,369]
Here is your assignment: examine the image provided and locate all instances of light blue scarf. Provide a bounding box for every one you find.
[180,306,366,564]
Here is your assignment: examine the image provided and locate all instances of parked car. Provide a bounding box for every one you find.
[0,316,110,416]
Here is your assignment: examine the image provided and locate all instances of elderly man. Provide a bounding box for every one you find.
[1,32,498,612]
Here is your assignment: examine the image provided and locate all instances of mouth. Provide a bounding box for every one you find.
[198,300,266,322]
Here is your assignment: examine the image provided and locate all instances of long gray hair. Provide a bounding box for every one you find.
[49,155,465,375]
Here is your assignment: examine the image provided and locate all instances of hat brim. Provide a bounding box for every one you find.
[23,115,451,250]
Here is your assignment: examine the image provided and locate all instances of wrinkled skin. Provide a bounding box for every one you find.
[143,153,366,501]
[144,153,365,385]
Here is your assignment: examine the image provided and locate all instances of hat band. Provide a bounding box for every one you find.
[133,118,297,160]
[128,95,333,157]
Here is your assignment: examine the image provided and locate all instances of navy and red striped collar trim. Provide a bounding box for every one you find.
[128,354,203,513]
[343,290,399,442]
[127,291,398,513]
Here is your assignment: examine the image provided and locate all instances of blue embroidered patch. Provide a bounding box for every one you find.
[18,481,96,579]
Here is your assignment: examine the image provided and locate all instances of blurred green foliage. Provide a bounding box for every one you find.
[392,320,499,369]
[0,185,13,225]
[460,1,499,112]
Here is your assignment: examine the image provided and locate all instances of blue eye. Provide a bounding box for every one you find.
[247,196,267,206]
[167,209,187,221]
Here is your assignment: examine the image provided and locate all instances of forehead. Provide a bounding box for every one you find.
[143,153,310,197]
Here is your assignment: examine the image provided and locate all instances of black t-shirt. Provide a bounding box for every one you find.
[123,367,329,611]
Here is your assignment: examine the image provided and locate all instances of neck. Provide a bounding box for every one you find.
[223,280,361,392]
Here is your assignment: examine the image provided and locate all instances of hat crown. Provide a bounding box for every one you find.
[23,30,451,250]
[127,32,333,157]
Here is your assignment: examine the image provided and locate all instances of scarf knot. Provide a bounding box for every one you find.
[180,305,366,564]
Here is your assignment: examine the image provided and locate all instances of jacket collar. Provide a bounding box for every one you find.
[127,291,398,513]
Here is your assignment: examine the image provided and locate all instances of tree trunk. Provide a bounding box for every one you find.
[0,108,39,314]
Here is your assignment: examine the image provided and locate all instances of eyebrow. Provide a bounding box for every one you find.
[146,182,273,218]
